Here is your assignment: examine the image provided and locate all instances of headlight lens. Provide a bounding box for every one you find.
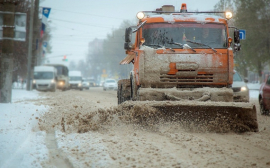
[33,80,36,84]
[137,12,145,20]
[51,80,55,83]
[225,11,232,19]
[241,86,247,91]
[78,83,82,86]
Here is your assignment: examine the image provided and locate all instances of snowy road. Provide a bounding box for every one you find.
[1,87,270,168]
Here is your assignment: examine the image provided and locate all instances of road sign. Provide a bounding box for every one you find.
[43,42,47,48]
[239,29,246,40]
[102,74,108,78]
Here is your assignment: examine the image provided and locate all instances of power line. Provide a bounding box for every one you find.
[52,8,126,20]
[51,34,109,37]
[50,17,115,29]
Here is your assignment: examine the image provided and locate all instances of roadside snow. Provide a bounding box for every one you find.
[0,89,49,168]
[55,130,114,167]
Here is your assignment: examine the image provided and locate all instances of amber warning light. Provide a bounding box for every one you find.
[180,3,187,13]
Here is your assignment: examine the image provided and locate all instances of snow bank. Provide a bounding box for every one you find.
[0,89,49,168]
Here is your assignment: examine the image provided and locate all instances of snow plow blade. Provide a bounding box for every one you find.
[120,101,258,133]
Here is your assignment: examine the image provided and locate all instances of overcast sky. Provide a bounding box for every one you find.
[40,0,221,65]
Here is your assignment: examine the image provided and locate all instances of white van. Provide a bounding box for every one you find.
[33,66,57,92]
[69,71,83,91]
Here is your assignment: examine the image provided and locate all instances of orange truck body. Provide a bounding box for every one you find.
[122,7,235,90]
[118,4,258,132]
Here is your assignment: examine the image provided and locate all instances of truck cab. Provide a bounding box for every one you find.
[120,4,241,101]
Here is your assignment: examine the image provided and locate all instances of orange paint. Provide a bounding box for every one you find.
[127,4,234,88]
[168,63,177,75]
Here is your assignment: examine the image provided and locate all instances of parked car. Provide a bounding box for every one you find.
[82,79,90,90]
[103,79,117,91]
[259,75,270,115]
[232,71,249,102]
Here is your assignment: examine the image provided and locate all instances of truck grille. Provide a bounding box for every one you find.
[160,74,214,83]
[37,84,49,89]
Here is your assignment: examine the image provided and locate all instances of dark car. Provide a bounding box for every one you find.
[259,75,270,115]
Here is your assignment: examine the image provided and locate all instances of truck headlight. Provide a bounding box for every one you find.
[241,86,247,91]
[33,80,36,84]
[137,12,145,20]
[51,80,55,83]
[78,83,82,86]
[225,11,232,20]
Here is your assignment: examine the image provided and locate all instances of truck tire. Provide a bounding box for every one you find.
[130,74,138,101]
[259,98,269,115]
[117,79,131,104]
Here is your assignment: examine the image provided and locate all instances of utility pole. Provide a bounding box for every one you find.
[32,0,40,67]
[0,1,17,103]
[26,0,34,91]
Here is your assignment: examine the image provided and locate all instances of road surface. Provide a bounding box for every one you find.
[36,87,270,168]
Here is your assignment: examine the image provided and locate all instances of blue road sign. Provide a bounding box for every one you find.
[43,42,47,48]
[42,7,51,18]
[239,29,246,40]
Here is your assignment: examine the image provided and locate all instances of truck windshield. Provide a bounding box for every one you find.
[34,72,53,79]
[142,23,227,49]
[69,76,82,81]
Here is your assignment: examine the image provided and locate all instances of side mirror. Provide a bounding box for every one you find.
[125,27,132,42]
[234,43,241,51]
[234,29,241,51]
[234,29,240,43]
[124,27,133,50]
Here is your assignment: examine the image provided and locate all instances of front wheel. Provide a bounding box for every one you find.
[130,74,138,101]
[117,79,131,104]
[117,85,122,104]
[259,98,268,115]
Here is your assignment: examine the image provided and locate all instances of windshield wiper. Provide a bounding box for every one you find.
[168,42,183,48]
[144,44,175,52]
[183,44,196,52]
[169,41,195,52]
[143,44,163,48]
[186,40,217,53]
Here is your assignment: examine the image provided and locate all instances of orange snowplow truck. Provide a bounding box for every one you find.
[118,4,258,132]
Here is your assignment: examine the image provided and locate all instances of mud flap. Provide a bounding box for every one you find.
[120,101,258,133]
